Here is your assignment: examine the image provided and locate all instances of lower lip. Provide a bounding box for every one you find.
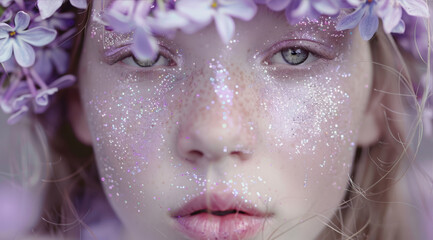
[174,213,266,240]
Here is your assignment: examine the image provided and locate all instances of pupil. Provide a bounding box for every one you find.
[282,48,308,65]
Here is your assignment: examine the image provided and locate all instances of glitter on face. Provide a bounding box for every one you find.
[78,4,374,240]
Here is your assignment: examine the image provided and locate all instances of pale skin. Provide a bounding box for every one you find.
[72,2,380,239]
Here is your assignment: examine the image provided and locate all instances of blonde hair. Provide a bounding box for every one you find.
[320,28,423,240]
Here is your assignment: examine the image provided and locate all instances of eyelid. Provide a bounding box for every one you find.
[261,39,338,64]
[102,44,178,67]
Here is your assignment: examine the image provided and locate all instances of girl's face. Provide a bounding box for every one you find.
[78,2,373,239]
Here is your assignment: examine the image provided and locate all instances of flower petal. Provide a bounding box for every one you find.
[35,87,58,106]
[214,12,235,44]
[391,19,405,34]
[37,0,63,19]
[131,27,158,61]
[70,0,87,9]
[150,10,189,33]
[0,0,13,7]
[12,39,35,67]
[19,27,57,47]
[359,6,379,40]
[0,39,13,63]
[399,0,429,18]
[104,0,135,33]
[1,57,16,72]
[104,13,134,33]
[51,48,69,74]
[7,106,28,125]
[176,0,214,24]
[219,0,257,21]
[49,74,76,89]
[11,93,32,111]
[382,5,402,33]
[336,4,366,31]
[267,0,291,11]
[0,23,13,37]
[312,0,340,15]
[14,11,30,32]
[290,0,312,19]
[34,50,52,79]
[0,9,13,23]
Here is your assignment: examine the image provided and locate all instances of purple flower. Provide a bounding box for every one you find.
[105,0,158,61]
[33,29,75,80]
[37,0,87,19]
[377,0,429,33]
[257,0,341,24]
[0,0,23,8]
[33,11,75,31]
[33,73,75,110]
[0,0,13,7]
[336,0,379,40]
[1,68,76,124]
[0,11,57,67]
[177,0,257,43]
[150,9,189,36]
[287,0,341,24]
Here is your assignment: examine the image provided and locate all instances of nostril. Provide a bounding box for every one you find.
[231,151,241,155]
[230,150,252,161]
[187,150,204,161]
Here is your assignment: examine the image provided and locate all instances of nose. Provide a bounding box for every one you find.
[177,115,254,164]
[176,68,255,165]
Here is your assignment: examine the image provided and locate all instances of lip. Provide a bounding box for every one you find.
[171,193,270,240]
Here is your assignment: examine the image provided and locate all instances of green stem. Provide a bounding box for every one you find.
[0,7,4,17]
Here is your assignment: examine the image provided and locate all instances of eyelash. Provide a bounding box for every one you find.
[263,41,336,67]
[110,41,333,69]
[107,44,177,69]
[122,54,173,68]
[269,48,317,66]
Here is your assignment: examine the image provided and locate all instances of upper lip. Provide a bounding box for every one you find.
[171,192,270,218]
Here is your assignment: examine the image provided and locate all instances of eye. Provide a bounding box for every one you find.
[268,47,319,66]
[282,48,308,65]
[122,54,173,68]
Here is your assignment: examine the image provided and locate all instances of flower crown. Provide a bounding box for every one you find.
[0,0,430,125]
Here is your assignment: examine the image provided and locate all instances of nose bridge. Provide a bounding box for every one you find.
[176,60,255,163]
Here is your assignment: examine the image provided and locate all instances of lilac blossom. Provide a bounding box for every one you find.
[286,0,341,24]
[104,0,159,61]
[257,0,341,24]
[377,0,429,33]
[1,0,23,8]
[33,11,75,31]
[176,0,257,43]
[0,0,13,7]
[336,0,379,40]
[1,68,75,124]
[37,0,87,19]
[150,9,189,36]
[0,11,57,67]
[33,29,75,80]
[0,1,17,22]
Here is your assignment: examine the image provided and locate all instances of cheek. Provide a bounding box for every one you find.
[79,63,180,213]
[257,64,370,218]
